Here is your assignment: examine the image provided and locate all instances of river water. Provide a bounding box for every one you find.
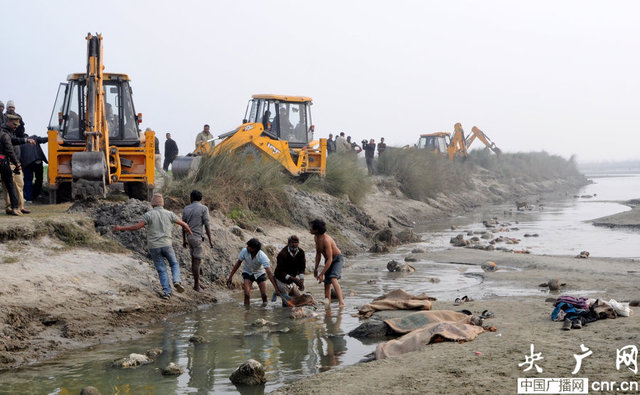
[4,174,640,394]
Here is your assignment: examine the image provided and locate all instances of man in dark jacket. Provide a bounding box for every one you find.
[0,127,22,216]
[274,235,306,300]
[3,114,34,214]
[163,133,179,171]
[363,138,376,175]
[326,134,336,155]
[20,135,48,202]
[377,137,387,157]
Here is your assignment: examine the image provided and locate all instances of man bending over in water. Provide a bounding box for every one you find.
[310,219,345,307]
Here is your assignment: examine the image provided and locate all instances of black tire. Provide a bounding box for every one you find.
[124,181,148,201]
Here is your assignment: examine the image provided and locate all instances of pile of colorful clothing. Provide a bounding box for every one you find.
[551,296,632,330]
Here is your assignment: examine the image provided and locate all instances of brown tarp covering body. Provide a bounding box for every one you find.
[376,310,485,359]
[357,289,436,319]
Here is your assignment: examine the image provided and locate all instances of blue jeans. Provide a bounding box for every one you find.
[150,246,182,295]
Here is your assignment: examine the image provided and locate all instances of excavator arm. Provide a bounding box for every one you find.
[467,126,501,155]
[70,33,110,193]
[446,122,468,159]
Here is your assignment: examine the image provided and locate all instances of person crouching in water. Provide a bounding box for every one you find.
[274,235,306,305]
[227,238,280,306]
[310,219,345,307]
[114,193,192,299]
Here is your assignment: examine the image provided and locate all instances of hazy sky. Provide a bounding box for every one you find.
[1,1,638,162]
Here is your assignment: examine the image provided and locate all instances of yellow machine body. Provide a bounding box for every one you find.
[47,34,154,202]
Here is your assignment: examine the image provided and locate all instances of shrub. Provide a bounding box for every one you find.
[302,153,372,203]
[166,152,293,223]
[376,147,469,200]
[468,149,585,183]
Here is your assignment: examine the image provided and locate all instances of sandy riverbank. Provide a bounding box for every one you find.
[272,248,640,394]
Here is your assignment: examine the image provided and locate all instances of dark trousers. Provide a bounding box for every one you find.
[0,160,19,209]
[366,157,375,175]
[163,157,175,172]
[23,161,44,201]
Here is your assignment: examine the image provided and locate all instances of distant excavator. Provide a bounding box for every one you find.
[47,33,155,202]
[418,123,501,160]
[172,94,326,179]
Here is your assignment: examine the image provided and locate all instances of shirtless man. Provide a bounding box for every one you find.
[310,219,345,307]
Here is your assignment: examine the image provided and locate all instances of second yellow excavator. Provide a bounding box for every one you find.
[172,94,326,178]
[418,123,501,160]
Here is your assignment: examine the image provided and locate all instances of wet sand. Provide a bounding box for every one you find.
[592,204,640,229]
[272,249,640,394]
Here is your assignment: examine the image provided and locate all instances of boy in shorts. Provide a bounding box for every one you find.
[227,238,280,306]
[310,219,345,307]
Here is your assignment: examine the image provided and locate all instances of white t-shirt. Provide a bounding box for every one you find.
[238,248,270,277]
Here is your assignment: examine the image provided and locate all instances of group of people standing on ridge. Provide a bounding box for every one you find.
[114,190,345,307]
[326,132,386,175]
[0,100,48,216]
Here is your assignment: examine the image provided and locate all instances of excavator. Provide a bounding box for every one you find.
[418,123,501,160]
[47,34,155,203]
[172,94,326,179]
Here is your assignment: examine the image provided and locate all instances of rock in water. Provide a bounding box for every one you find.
[289,307,318,319]
[161,362,184,376]
[481,261,498,272]
[145,348,163,360]
[548,279,561,291]
[112,353,151,368]
[189,335,205,344]
[80,387,101,395]
[348,320,391,339]
[229,359,266,385]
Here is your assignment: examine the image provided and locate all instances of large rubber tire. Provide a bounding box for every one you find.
[124,182,148,201]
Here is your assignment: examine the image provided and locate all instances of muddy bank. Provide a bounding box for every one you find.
[0,171,587,371]
[591,199,640,229]
[272,249,640,395]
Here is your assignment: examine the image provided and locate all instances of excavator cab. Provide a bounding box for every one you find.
[49,74,141,145]
[243,95,314,148]
[418,132,449,154]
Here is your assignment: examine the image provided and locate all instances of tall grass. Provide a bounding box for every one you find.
[468,149,585,183]
[302,153,372,203]
[165,152,293,223]
[376,147,469,200]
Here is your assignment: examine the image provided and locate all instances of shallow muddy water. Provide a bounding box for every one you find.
[4,175,639,394]
[415,174,640,259]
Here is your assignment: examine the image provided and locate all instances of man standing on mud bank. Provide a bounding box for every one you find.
[163,133,179,171]
[363,139,376,175]
[0,126,22,216]
[182,189,214,292]
[195,124,214,151]
[310,219,345,307]
[274,235,306,301]
[227,238,280,306]
[113,193,192,299]
[3,114,34,214]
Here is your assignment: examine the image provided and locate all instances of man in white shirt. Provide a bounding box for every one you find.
[227,238,280,306]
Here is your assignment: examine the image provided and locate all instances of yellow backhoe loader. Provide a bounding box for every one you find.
[47,34,155,203]
[418,123,501,159]
[172,94,326,179]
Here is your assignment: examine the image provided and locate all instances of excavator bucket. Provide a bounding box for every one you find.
[172,156,202,179]
[71,151,107,181]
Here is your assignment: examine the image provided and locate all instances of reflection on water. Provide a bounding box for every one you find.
[3,175,638,393]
